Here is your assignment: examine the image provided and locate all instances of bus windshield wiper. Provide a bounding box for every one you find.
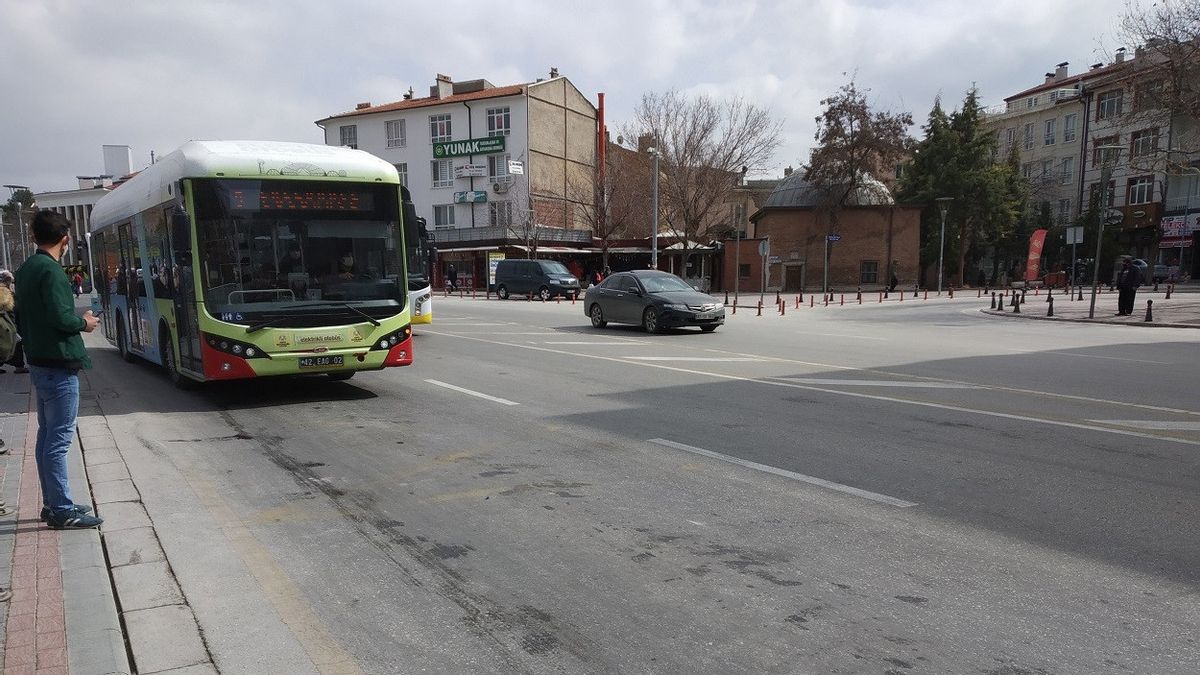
[246,317,289,334]
[279,301,382,326]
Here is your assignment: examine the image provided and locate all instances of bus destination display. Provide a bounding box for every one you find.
[229,187,374,212]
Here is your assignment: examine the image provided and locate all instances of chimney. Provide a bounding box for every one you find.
[1091,62,1103,70]
[432,73,453,99]
[549,67,559,78]
[1115,47,1127,64]
[403,86,413,100]
[637,134,654,153]
[1055,62,1069,81]
[1044,72,1055,84]
[355,102,371,110]
[102,145,132,177]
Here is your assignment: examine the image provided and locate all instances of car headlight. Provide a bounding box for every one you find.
[712,302,724,310]
[665,303,688,311]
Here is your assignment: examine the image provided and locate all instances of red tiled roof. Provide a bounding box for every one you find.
[1004,60,1132,103]
[317,85,526,124]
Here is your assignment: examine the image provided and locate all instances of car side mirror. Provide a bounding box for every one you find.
[629,288,642,297]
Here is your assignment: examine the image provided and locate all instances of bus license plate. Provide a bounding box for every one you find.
[298,355,344,369]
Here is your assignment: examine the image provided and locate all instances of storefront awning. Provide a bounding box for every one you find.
[436,245,501,252]
[512,245,596,253]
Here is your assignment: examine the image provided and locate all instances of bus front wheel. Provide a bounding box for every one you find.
[326,371,355,381]
[160,325,193,388]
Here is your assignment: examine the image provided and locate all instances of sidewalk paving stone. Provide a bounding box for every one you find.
[111,560,185,611]
[104,526,167,568]
[123,604,208,674]
[92,479,141,505]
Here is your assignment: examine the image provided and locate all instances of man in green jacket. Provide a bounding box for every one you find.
[15,211,102,529]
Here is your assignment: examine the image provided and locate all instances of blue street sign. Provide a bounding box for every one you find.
[827,234,841,242]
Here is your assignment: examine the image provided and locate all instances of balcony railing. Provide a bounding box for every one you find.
[430,225,594,244]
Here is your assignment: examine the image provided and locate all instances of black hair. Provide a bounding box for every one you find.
[32,210,72,246]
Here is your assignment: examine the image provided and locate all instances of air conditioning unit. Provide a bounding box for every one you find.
[493,182,510,193]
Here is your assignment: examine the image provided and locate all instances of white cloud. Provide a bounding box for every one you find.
[0,0,1133,194]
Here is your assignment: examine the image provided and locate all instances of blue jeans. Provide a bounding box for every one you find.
[29,366,79,513]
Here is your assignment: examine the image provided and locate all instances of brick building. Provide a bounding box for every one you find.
[729,172,921,293]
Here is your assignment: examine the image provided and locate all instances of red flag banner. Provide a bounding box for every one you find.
[1025,229,1048,282]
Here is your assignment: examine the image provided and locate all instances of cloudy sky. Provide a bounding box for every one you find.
[2,0,1134,195]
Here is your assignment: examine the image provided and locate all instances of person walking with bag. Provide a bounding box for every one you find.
[1116,258,1141,316]
[15,211,102,529]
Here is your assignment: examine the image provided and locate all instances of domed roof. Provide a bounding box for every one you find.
[762,171,894,209]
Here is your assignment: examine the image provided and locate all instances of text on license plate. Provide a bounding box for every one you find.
[298,355,344,369]
[697,311,719,319]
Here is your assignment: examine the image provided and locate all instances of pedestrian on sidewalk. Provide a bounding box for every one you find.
[1116,258,1141,316]
[0,270,28,374]
[447,263,458,292]
[15,210,102,529]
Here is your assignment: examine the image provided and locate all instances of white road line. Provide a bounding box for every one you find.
[544,341,651,346]
[451,332,558,335]
[796,332,887,341]
[781,378,980,389]
[626,357,766,362]
[424,379,519,406]
[438,323,512,327]
[1088,420,1200,431]
[1048,352,1170,365]
[648,438,918,508]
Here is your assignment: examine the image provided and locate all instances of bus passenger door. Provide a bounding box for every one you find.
[117,221,145,352]
[169,206,201,372]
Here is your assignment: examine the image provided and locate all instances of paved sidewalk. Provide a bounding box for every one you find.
[980,284,1200,327]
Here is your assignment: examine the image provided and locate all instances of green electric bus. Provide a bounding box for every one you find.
[88,140,416,384]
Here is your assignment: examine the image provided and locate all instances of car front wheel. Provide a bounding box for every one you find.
[590,304,607,328]
[497,284,509,300]
[538,286,552,301]
[642,307,660,334]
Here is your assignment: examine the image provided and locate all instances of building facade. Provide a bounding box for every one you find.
[316,72,599,287]
[983,47,1198,280]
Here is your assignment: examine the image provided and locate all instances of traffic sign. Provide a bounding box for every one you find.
[757,240,769,257]
[827,233,841,242]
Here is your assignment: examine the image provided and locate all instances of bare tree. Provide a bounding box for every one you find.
[622,90,782,259]
[505,172,541,259]
[1119,0,1200,141]
[807,78,913,290]
[570,143,645,268]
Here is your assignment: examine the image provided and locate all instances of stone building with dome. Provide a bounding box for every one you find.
[722,170,922,294]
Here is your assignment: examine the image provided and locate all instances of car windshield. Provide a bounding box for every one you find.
[542,261,571,276]
[641,275,696,293]
[192,178,405,317]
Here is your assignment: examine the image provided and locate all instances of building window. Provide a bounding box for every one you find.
[738,263,751,279]
[1128,175,1154,205]
[860,260,880,284]
[385,120,406,148]
[339,125,357,149]
[430,114,452,144]
[1044,118,1057,146]
[488,201,513,227]
[1063,114,1077,143]
[1026,96,1039,109]
[394,163,408,187]
[1134,79,1165,111]
[1097,90,1123,120]
[1023,123,1034,150]
[1021,162,1033,178]
[1130,128,1159,158]
[488,154,510,183]
[486,107,511,137]
[1061,156,1074,184]
[1006,128,1016,149]
[431,159,453,188]
[433,204,455,228]
[1093,135,1120,167]
[1057,199,1071,223]
[1041,160,1053,179]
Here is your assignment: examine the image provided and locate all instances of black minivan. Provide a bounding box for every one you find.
[493,259,581,300]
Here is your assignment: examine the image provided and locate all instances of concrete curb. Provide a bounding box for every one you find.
[979,307,1199,329]
[78,373,216,674]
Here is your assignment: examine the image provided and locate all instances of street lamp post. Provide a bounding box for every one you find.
[3,185,30,265]
[649,147,659,270]
[1088,145,1124,319]
[734,165,747,303]
[935,197,953,294]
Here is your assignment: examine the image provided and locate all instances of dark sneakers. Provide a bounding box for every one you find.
[41,504,93,523]
[46,506,102,529]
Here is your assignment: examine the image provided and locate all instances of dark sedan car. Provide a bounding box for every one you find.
[583,270,725,333]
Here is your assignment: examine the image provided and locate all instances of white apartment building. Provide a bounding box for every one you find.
[984,47,1200,277]
[30,145,135,270]
[316,72,598,247]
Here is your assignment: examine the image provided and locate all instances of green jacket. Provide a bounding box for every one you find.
[14,250,92,370]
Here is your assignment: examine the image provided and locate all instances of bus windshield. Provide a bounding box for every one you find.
[192,178,405,317]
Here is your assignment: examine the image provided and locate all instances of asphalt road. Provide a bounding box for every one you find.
[84,294,1200,674]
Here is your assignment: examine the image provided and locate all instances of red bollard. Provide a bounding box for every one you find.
[795,296,800,309]
[757,301,763,316]
[557,295,561,304]
[948,287,954,298]
[923,290,928,301]
[1034,287,1039,296]
[725,290,729,304]
[781,301,786,316]
[732,301,737,315]
[840,294,844,306]
[878,291,883,303]
[809,296,814,308]
[1166,284,1173,300]
[977,288,982,298]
